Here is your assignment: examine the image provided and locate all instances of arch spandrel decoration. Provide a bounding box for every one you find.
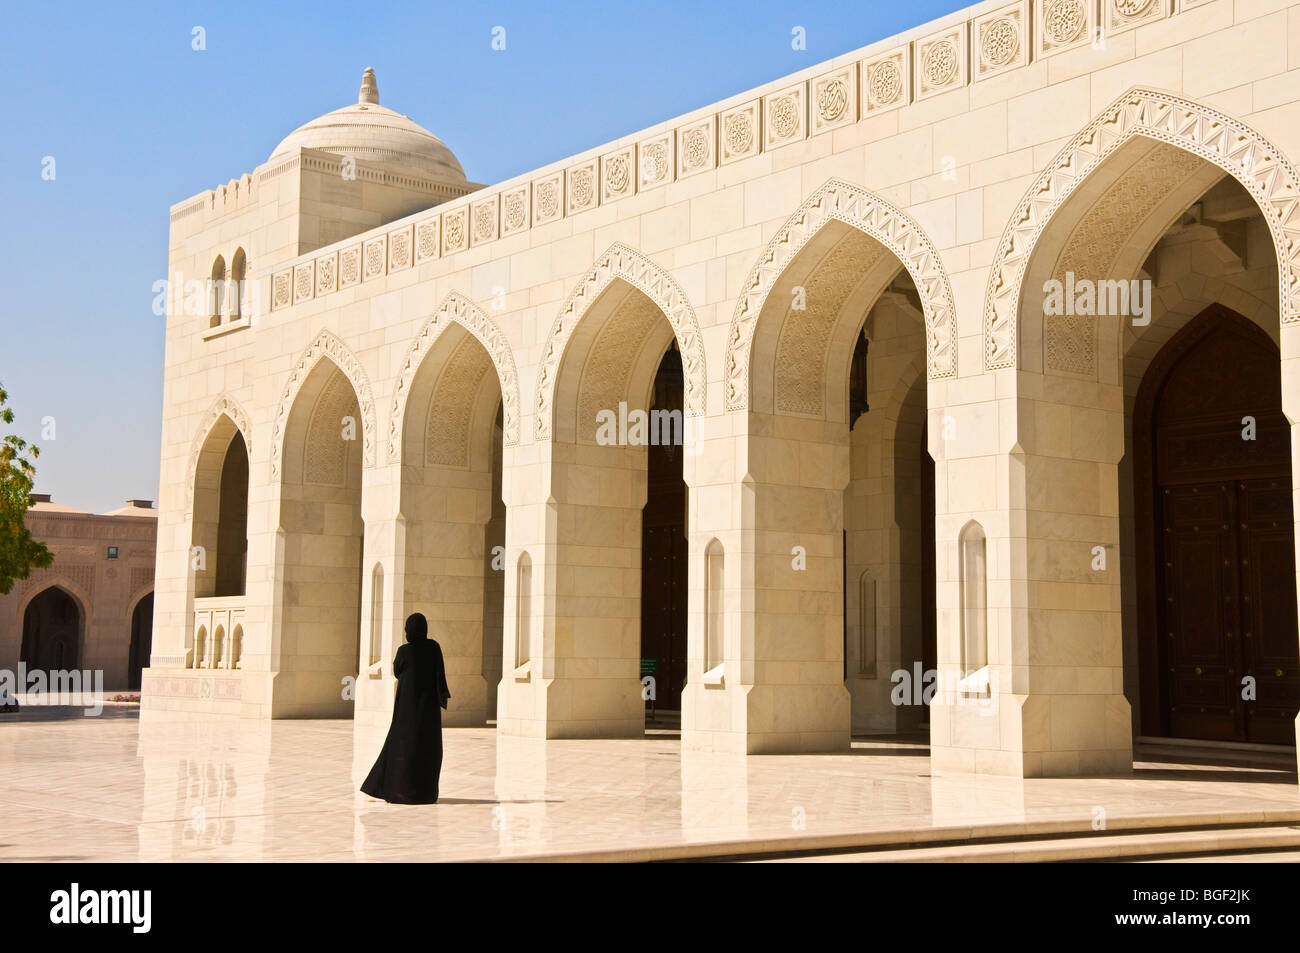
[186,394,254,508]
[387,291,522,462]
[724,178,959,413]
[270,329,377,479]
[534,243,706,440]
[983,86,1300,371]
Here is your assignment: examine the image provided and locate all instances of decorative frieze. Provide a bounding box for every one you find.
[764,83,807,149]
[973,2,1029,81]
[811,67,856,135]
[253,0,1217,325]
[915,24,967,100]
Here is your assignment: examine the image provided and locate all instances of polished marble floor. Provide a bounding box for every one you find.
[0,705,1297,861]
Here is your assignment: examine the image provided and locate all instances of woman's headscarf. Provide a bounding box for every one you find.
[404,612,428,642]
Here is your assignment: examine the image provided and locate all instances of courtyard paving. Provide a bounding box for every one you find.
[0,705,1297,862]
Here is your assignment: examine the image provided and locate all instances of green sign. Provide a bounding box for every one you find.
[640,657,658,676]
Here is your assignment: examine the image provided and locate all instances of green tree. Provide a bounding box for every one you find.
[0,382,53,594]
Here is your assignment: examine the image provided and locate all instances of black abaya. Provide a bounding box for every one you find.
[360,630,450,804]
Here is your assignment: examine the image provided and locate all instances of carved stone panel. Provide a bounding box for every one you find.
[973,2,1029,82]
[415,219,439,263]
[501,186,530,236]
[764,83,807,150]
[861,47,910,115]
[915,24,967,100]
[601,148,634,203]
[1103,0,1168,38]
[316,251,337,296]
[720,100,760,165]
[293,262,314,304]
[566,160,599,216]
[637,133,674,191]
[388,225,413,271]
[677,118,716,178]
[363,236,386,281]
[533,173,563,226]
[811,68,856,136]
[442,206,468,256]
[339,245,361,289]
[271,271,291,310]
[1035,0,1095,58]
[471,196,498,246]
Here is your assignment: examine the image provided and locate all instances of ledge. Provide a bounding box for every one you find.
[202,317,252,340]
[513,662,531,682]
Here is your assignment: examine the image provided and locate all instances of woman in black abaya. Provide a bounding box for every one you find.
[360,612,451,804]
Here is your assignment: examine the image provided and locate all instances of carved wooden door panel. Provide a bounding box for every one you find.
[1237,478,1300,743]
[1160,482,1242,741]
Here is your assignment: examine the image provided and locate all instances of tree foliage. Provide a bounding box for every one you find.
[0,382,53,594]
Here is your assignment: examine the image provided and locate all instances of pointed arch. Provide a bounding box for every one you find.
[270,330,377,478]
[724,178,958,413]
[387,291,521,462]
[534,242,706,439]
[186,394,253,509]
[983,86,1300,371]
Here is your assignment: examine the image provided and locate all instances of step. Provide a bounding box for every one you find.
[749,823,1300,862]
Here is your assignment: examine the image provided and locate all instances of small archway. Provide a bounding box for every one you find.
[209,256,226,328]
[128,591,154,690]
[190,407,250,599]
[21,586,83,672]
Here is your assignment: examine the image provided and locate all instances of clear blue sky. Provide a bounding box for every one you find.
[0,0,967,514]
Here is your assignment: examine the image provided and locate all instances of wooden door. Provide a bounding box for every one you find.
[1140,305,1300,744]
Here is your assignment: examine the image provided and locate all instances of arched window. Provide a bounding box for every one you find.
[959,521,988,676]
[858,570,877,677]
[212,625,225,669]
[368,564,383,667]
[704,540,724,673]
[209,256,226,328]
[231,625,243,670]
[194,626,207,669]
[515,553,532,667]
[229,248,246,320]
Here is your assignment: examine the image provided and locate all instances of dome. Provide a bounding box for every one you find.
[268,68,466,185]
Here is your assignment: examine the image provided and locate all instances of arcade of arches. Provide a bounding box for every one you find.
[148,3,1300,779]
[0,496,158,692]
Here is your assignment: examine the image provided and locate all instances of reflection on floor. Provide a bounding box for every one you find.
[0,707,1296,861]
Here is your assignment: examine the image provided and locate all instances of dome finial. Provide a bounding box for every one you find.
[359,67,379,105]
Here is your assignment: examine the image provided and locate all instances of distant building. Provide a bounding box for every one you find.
[0,496,157,690]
